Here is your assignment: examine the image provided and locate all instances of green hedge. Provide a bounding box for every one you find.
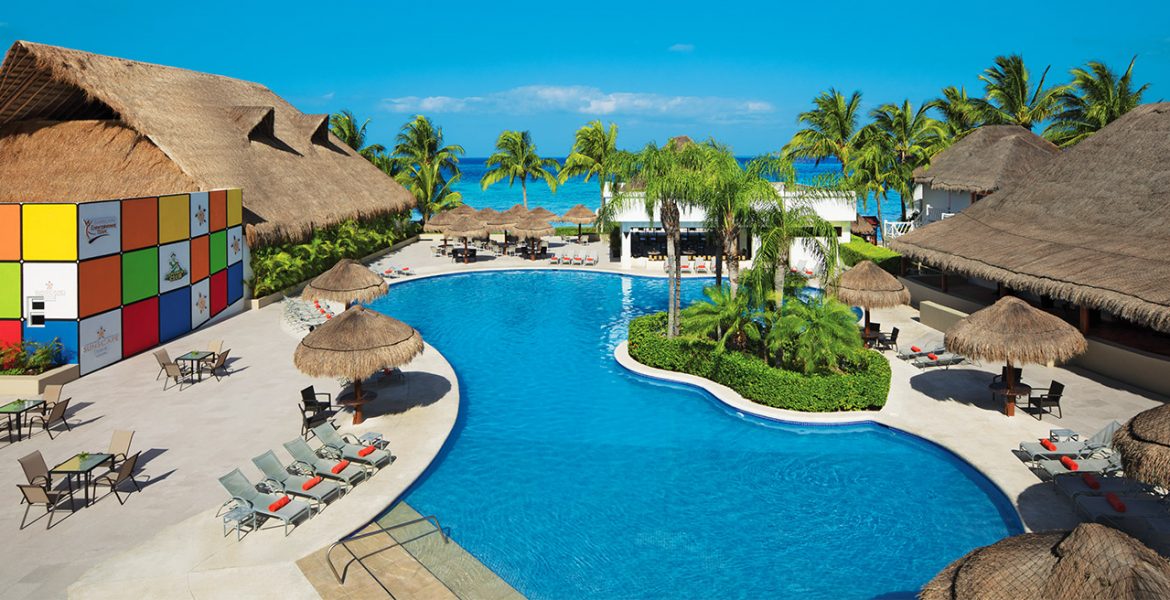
[628,313,891,412]
[554,226,597,236]
[840,239,901,274]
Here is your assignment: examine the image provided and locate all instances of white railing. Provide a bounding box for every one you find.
[883,220,916,241]
[940,212,956,220]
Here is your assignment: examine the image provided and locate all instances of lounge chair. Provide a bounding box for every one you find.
[549,254,561,265]
[204,349,232,381]
[789,260,807,274]
[26,398,71,439]
[282,438,367,487]
[91,452,142,505]
[1075,492,1170,522]
[108,430,135,465]
[1018,420,1121,461]
[18,483,73,529]
[896,345,945,361]
[572,254,584,266]
[874,327,899,352]
[1080,503,1170,555]
[217,468,312,536]
[695,262,708,274]
[911,352,965,369]
[1053,472,1153,499]
[1027,381,1065,420]
[311,423,393,470]
[39,384,69,416]
[252,450,342,511]
[1034,453,1122,479]
[680,262,692,274]
[584,254,597,266]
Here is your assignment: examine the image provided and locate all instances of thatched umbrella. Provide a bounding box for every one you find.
[449,204,478,217]
[562,204,596,242]
[293,305,423,425]
[486,208,520,255]
[832,260,910,335]
[424,209,457,248]
[1113,404,1170,489]
[529,207,557,221]
[921,523,1170,600]
[303,258,387,306]
[945,296,1086,394]
[444,214,489,264]
[512,216,554,261]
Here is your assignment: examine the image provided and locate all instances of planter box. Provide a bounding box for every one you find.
[0,364,80,396]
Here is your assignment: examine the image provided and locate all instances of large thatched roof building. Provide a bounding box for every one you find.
[913,125,1061,195]
[0,41,414,245]
[893,104,1170,335]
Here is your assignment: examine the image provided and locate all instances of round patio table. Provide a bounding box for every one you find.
[989,381,1031,417]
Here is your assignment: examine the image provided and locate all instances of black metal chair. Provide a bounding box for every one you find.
[1027,381,1064,420]
[875,327,899,352]
[992,366,1023,385]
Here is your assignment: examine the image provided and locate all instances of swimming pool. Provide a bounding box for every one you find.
[368,270,1021,599]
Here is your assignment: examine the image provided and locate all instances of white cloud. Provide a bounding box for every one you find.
[381,85,773,124]
[668,43,694,53]
[321,91,335,101]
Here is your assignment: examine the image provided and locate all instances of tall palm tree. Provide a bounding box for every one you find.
[970,55,1066,130]
[783,89,865,172]
[392,115,465,224]
[849,132,896,234]
[744,187,842,314]
[398,160,464,226]
[866,100,945,220]
[1044,57,1150,147]
[480,130,560,209]
[329,110,385,160]
[931,86,981,144]
[561,121,619,223]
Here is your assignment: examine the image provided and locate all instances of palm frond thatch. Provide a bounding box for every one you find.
[1113,404,1170,489]
[511,216,554,239]
[944,296,1087,364]
[912,125,1059,194]
[423,209,457,232]
[528,207,557,221]
[293,306,423,379]
[443,214,488,239]
[832,260,910,308]
[302,258,387,304]
[561,204,596,224]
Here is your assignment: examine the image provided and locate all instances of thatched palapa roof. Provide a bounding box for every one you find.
[945,296,1087,364]
[921,523,1170,600]
[512,216,554,239]
[443,214,489,239]
[293,306,423,379]
[913,125,1060,194]
[302,259,387,304]
[528,207,557,221]
[1113,404,1170,489]
[0,41,414,245]
[562,204,596,224]
[832,260,910,308]
[893,104,1170,333]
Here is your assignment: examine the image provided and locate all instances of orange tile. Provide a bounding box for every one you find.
[121,197,158,251]
[78,255,122,318]
[0,205,18,260]
[209,190,227,231]
[190,235,209,282]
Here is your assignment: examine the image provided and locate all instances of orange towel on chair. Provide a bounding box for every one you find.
[331,460,350,474]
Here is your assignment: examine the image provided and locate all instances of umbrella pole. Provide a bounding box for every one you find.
[352,379,365,425]
[464,238,469,264]
[864,308,871,335]
[578,223,582,244]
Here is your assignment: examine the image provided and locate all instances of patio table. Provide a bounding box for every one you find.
[176,350,214,382]
[51,452,114,506]
[989,381,1032,417]
[0,399,45,443]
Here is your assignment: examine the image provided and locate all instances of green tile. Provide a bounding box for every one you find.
[122,247,158,304]
[209,229,227,273]
[0,263,19,318]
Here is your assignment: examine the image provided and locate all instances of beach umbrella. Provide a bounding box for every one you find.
[831,260,910,336]
[529,207,557,221]
[1113,404,1170,489]
[449,204,478,217]
[561,204,596,242]
[303,258,387,307]
[293,305,423,425]
[424,209,457,247]
[921,523,1170,600]
[486,208,521,255]
[511,216,554,261]
[945,296,1086,394]
[444,214,489,264]
[477,207,500,222]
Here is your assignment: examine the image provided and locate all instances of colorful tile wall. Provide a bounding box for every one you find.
[209,230,227,273]
[78,255,121,318]
[226,188,243,226]
[189,192,210,238]
[158,240,190,294]
[190,277,210,329]
[0,263,19,318]
[227,226,244,266]
[23,320,78,363]
[122,297,159,357]
[227,262,244,305]
[0,320,19,347]
[209,190,227,231]
[0,205,19,260]
[78,201,121,260]
[159,287,191,343]
[190,235,209,282]
[121,197,158,251]
[158,194,190,244]
[22,262,78,319]
[79,309,122,375]
[122,247,159,304]
[22,204,77,260]
[210,270,227,316]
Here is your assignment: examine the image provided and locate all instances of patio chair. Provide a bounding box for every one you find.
[17,483,73,529]
[252,450,342,511]
[301,404,333,439]
[992,366,1023,386]
[874,327,899,352]
[91,452,142,505]
[911,353,966,369]
[1053,472,1153,499]
[26,398,71,439]
[584,254,597,266]
[1018,420,1121,461]
[680,262,692,274]
[282,438,367,487]
[108,430,135,465]
[19,450,51,488]
[1027,381,1065,420]
[39,384,69,416]
[695,262,708,274]
[896,345,945,361]
[153,349,171,380]
[1034,453,1122,479]
[218,469,312,536]
[161,360,192,391]
[205,349,232,381]
[311,423,393,470]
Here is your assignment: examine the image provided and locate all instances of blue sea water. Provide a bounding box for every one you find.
[450,157,904,225]
[369,271,1020,600]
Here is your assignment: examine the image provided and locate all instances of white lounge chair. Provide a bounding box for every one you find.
[1035,453,1122,479]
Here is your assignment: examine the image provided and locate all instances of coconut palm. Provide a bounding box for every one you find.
[744,186,842,314]
[849,132,897,234]
[866,100,945,220]
[783,89,865,172]
[1044,57,1150,147]
[970,55,1066,130]
[561,121,619,223]
[480,130,560,209]
[931,86,981,144]
[681,285,762,352]
[329,110,385,160]
[393,115,464,176]
[767,296,862,375]
[398,160,463,225]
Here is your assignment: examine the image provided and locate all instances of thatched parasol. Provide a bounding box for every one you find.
[529,207,557,221]
[477,207,500,222]
[512,216,554,261]
[921,523,1170,600]
[444,214,489,264]
[832,260,910,335]
[486,208,521,254]
[449,204,478,217]
[1113,404,1170,489]
[303,258,387,306]
[945,296,1087,394]
[561,204,596,242]
[293,305,423,424]
[424,210,457,247]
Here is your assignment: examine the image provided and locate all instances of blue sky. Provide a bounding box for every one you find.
[2,1,1168,156]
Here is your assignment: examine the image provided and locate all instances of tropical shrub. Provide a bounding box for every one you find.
[554,226,598,237]
[628,313,890,412]
[0,338,64,375]
[767,296,863,375]
[840,239,900,274]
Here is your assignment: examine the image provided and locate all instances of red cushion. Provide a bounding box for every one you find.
[331,460,350,474]
[302,476,323,491]
[1061,456,1079,471]
[910,346,922,353]
[1106,492,1127,513]
[926,353,939,360]
[358,445,375,457]
[1040,439,1057,451]
[1082,473,1101,490]
[267,495,291,512]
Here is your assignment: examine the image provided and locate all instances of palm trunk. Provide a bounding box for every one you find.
[876,190,885,244]
[521,177,528,209]
[714,231,724,288]
[662,201,681,338]
[724,223,740,298]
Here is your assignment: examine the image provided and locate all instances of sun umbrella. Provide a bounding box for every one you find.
[945,296,1087,395]
[529,207,557,221]
[485,208,520,255]
[512,216,554,261]
[561,204,596,242]
[921,523,1170,600]
[424,209,457,248]
[444,214,489,264]
[831,260,910,336]
[1113,404,1170,489]
[449,204,478,217]
[293,305,423,424]
[303,258,387,306]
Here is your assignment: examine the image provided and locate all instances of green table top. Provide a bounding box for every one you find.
[51,452,114,474]
[0,399,44,414]
[176,351,213,361]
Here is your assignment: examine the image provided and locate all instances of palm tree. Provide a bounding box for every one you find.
[681,285,762,351]
[1044,57,1149,147]
[398,160,464,226]
[970,55,1066,130]
[392,115,465,224]
[480,130,560,209]
[561,121,619,223]
[849,132,896,235]
[931,86,981,144]
[767,296,862,374]
[329,110,385,160]
[783,88,865,172]
[866,100,945,220]
[745,186,842,314]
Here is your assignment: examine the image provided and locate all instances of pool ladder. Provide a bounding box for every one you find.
[325,512,450,597]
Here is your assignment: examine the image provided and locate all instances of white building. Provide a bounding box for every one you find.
[605,182,856,271]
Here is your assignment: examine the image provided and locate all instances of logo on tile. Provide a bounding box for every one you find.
[164,252,188,282]
[230,235,241,256]
[83,216,118,244]
[82,325,120,359]
[196,206,207,227]
[196,292,208,315]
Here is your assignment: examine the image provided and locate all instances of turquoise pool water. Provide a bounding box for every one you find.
[368,271,1020,599]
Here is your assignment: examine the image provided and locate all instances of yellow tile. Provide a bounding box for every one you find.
[158,194,190,244]
[22,204,77,260]
[226,188,243,226]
